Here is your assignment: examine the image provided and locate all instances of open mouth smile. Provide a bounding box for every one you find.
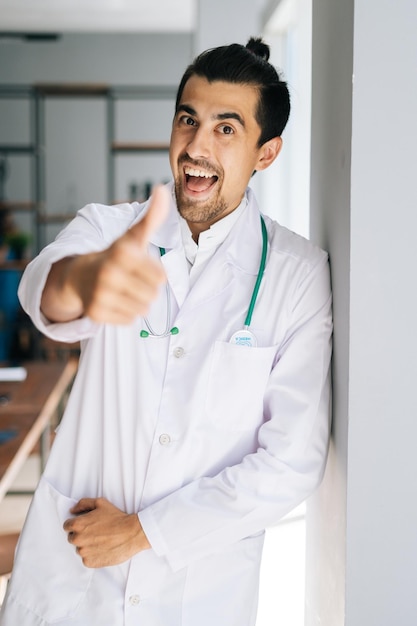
[183,165,219,195]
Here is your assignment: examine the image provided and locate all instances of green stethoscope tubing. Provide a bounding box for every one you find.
[140,214,268,338]
[244,214,267,328]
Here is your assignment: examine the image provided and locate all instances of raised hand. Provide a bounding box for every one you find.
[41,185,170,325]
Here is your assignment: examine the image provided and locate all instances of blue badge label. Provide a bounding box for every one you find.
[229,329,257,348]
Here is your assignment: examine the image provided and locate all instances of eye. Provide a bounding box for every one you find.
[218,124,234,135]
[179,115,196,127]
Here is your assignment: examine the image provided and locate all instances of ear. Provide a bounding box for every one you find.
[255,137,283,172]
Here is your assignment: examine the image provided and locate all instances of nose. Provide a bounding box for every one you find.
[186,125,212,160]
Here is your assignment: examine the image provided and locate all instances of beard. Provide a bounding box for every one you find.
[173,156,228,226]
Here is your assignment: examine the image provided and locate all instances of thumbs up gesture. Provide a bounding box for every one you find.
[41,185,170,325]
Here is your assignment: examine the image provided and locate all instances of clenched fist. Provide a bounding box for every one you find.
[41,185,170,325]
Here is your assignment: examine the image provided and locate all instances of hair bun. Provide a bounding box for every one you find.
[246,37,270,62]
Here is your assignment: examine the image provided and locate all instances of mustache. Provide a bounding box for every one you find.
[178,154,222,178]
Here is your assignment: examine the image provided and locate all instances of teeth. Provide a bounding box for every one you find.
[184,166,214,178]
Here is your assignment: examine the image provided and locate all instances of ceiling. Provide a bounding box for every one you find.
[0,0,196,33]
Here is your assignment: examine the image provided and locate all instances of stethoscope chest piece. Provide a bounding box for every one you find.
[229,329,258,348]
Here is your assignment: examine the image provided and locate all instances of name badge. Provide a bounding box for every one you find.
[229,329,258,348]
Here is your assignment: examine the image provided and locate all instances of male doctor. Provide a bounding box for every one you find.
[0,38,332,626]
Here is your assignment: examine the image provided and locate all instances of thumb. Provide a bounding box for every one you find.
[70,498,97,515]
[129,184,170,247]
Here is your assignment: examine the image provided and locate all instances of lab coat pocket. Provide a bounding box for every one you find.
[205,341,277,431]
[8,476,93,623]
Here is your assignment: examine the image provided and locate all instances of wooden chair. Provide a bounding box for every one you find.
[0,532,19,605]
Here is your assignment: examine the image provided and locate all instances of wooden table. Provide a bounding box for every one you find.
[0,359,78,503]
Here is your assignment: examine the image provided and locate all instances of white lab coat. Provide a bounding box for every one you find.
[0,184,332,626]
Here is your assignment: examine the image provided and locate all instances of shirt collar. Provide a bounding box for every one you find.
[146,183,264,276]
[179,195,248,266]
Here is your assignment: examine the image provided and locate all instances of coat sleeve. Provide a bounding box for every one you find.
[18,203,135,343]
[138,252,333,572]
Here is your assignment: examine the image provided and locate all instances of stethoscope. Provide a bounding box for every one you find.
[140,256,179,339]
[140,215,268,348]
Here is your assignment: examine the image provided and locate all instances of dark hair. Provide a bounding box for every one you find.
[175,37,290,147]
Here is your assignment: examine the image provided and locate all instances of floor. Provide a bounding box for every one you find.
[0,455,306,625]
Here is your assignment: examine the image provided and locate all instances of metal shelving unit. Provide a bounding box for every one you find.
[0,84,40,252]
[106,84,174,205]
[0,83,176,254]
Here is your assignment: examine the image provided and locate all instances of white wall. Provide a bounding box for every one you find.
[347,1,417,623]
[307,0,417,624]
[306,0,353,622]
[195,0,261,53]
[0,33,191,84]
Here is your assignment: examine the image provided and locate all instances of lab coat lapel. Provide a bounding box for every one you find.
[160,249,190,309]
[147,186,190,308]
[144,184,264,311]
[224,188,265,275]
[181,188,264,313]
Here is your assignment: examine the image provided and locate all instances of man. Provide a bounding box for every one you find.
[0,37,332,625]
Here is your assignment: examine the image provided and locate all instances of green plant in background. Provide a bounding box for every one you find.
[4,231,31,260]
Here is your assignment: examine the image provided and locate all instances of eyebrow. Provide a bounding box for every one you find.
[177,104,197,116]
[176,104,245,128]
[216,112,245,128]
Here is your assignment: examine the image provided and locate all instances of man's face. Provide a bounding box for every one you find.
[170,75,277,238]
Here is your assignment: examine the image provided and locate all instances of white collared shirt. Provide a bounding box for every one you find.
[179,196,248,287]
